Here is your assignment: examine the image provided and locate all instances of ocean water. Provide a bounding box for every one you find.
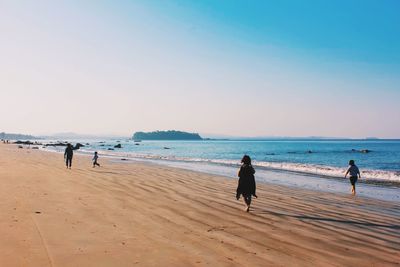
[43,140,400,202]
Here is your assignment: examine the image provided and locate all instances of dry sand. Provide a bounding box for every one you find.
[0,144,399,267]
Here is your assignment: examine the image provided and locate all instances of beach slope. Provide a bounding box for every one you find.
[0,144,399,266]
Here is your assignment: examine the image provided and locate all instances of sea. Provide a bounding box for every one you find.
[42,139,400,202]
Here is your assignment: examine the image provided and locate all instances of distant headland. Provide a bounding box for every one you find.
[132,130,203,140]
[0,132,38,140]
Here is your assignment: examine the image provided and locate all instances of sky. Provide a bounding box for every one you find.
[1,0,399,138]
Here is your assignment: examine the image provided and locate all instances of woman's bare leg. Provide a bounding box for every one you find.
[242,198,248,211]
[245,196,252,212]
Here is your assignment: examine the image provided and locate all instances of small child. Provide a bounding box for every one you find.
[345,160,361,195]
[92,151,100,168]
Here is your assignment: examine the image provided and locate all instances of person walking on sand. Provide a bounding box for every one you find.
[92,151,100,168]
[345,160,361,195]
[64,143,73,169]
[236,155,257,212]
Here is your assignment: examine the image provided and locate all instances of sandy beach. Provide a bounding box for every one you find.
[0,144,399,267]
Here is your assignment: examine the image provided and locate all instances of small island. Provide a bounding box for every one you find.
[132,130,203,140]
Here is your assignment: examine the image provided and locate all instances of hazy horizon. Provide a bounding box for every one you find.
[1,130,398,140]
[1,1,399,138]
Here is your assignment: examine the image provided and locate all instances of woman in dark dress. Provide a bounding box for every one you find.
[236,155,257,212]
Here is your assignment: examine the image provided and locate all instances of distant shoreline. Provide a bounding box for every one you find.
[2,130,400,142]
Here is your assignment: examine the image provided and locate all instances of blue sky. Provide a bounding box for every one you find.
[0,0,399,137]
[148,0,400,63]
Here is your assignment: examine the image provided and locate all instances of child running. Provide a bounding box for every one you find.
[345,159,361,195]
[236,155,257,212]
[92,151,100,168]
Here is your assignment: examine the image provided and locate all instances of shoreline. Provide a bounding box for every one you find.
[14,139,400,184]
[39,140,400,183]
[1,143,399,266]
[36,145,400,203]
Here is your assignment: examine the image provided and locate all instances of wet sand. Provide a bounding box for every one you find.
[0,144,399,266]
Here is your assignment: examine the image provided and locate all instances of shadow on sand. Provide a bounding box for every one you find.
[256,210,400,229]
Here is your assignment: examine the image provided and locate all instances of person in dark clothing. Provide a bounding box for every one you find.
[92,151,100,168]
[64,143,73,169]
[236,155,257,212]
[345,159,361,195]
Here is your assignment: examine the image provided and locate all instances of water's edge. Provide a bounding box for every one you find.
[43,147,400,203]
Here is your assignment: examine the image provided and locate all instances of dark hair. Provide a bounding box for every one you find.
[241,155,251,165]
[349,160,355,166]
[95,151,98,154]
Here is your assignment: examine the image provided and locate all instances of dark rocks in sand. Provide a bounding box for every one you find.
[99,144,105,147]
[32,146,39,149]
[18,145,23,149]
[14,140,34,145]
[121,158,127,161]
[74,143,85,150]
[108,148,114,150]
[45,142,68,147]
[114,144,122,148]
[163,147,171,149]
[135,143,140,146]
[44,142,84,149]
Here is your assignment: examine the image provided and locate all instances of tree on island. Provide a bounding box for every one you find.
[132,130,202,140]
